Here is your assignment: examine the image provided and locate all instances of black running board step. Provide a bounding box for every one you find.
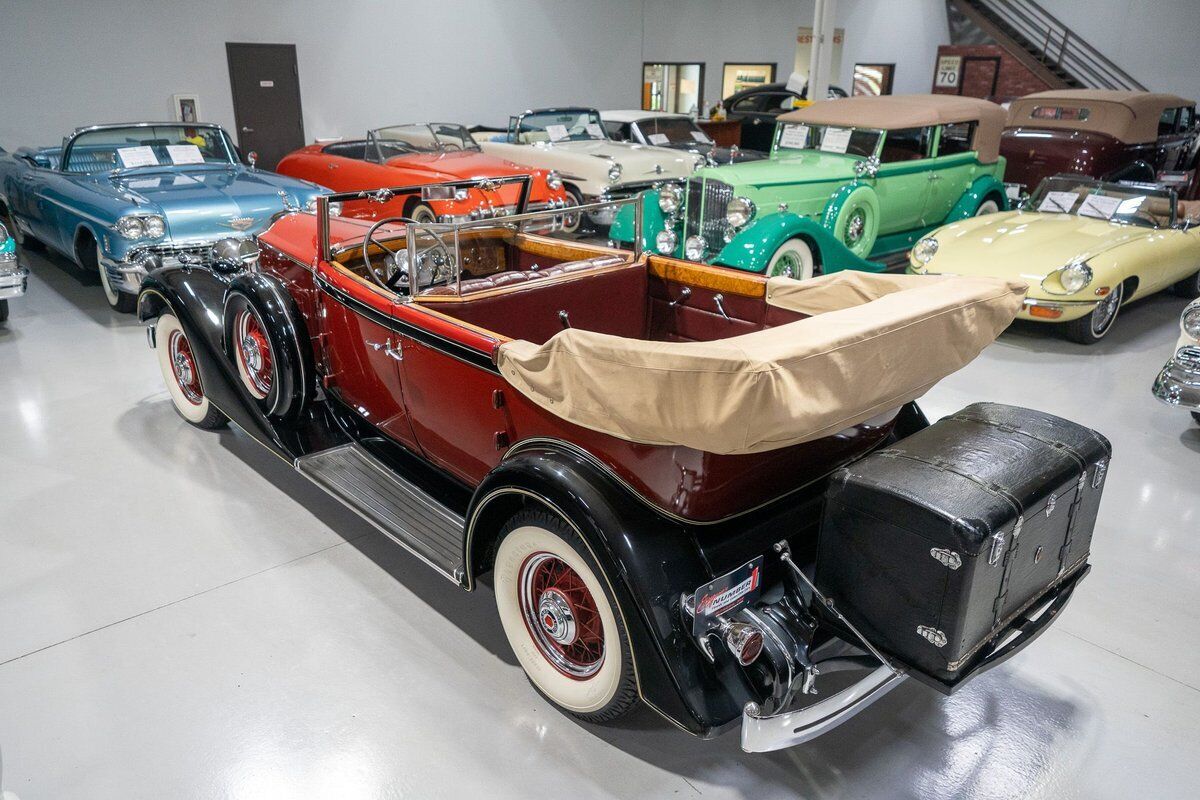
[297,444,466,583]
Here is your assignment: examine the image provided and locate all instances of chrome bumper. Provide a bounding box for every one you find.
[99,255,150,295]
[741,665,906,752]
[0,260,30,300]
[1152,346,1200,410]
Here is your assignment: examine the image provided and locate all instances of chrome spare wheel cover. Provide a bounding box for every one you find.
[846,210,866,243]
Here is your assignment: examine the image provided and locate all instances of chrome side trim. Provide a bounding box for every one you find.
[1022,296,1101,309]
[740,665,905,752]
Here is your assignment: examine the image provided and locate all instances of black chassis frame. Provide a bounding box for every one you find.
[137,256,1084,739]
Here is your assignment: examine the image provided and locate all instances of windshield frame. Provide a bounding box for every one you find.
[1028,175,1177,229]
[60,123,237,174]
[509,108,609,145]
[771,121,884,160]
[367,123,480,160]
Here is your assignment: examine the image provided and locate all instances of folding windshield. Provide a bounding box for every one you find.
[1030,176,1176,228]
[635,117,711,147]
[772,122,881,159]
[370,123,479,159]
[62,125,235,173]
[511,110,607,144]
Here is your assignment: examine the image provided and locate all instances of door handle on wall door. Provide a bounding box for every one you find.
[241,126,255,133]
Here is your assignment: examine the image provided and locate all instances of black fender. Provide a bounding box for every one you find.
[137,267,297,461]
[223,272,315,422]
[464,441,762,737]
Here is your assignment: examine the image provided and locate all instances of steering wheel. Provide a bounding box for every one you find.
[360,217,456,293]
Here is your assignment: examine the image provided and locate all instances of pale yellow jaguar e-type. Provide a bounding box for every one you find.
[908,175,1200,343]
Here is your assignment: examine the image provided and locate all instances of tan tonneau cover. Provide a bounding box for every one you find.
[497,272,1026,455]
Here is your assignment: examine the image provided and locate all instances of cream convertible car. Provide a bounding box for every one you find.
[909,176,1200,343]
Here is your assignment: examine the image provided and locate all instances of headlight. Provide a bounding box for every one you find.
[912,237,939,264]
[142,215,165,238]
[684,235,705,261]
[115,215,146,240]
[546,170,563,190]
[1043,262,1093,295]
[607,162,622,183]
[725,197,755,228]
[658,183,682,214]
[655,230,677,255]
[1183,301,1200,340]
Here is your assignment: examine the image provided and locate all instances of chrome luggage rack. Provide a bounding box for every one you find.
[314,175,644,298]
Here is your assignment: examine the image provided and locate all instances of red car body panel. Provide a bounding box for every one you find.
[256,213,894,521]
[276,143,570,221]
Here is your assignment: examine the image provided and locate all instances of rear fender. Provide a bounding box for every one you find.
[946,175,1009,222]
[610,190,665,248]
[465,441,756,736]
[714,211,883,274]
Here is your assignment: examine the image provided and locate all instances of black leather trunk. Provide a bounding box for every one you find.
[815,403,1111,682]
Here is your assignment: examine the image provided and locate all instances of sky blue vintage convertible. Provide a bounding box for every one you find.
[0,122,326,312]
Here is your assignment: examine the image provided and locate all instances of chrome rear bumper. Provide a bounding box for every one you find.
[741,665,906,752]
[1152,346,1200,410]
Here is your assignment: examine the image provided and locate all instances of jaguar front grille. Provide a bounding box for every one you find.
[684,178,734,257]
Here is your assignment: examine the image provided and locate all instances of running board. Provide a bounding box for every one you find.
[296,444,466,583]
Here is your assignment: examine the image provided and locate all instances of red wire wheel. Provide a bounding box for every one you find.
[233,307,273,400]
[518,552,606,679]
[167,328,203,406]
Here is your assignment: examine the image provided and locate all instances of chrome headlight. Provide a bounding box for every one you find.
[546,170,563,190]
[658,183,682,214]
[1183,301,1200,340]
[1043,262,1093,295]
[725,196,755,229]
[607,162,623,183]
[142,215,165,238]
[912,237,939,264]
[115,215,146,240]
[684,235,705,261]
[655,230,677,255]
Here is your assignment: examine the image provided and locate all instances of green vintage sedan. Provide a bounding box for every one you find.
[611,94,1011,278]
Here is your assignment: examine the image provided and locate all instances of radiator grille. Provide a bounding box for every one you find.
[684,177,733,257]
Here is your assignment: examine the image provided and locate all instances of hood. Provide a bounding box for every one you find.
[926,211,1153,279]
[392,150,535,179]
[695,150,857,188]
[540,139,699,179]
[110,167,324,241]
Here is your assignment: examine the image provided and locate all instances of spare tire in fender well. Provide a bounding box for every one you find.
[223,271,316,421]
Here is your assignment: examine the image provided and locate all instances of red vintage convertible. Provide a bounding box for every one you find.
[136,179,1109,751]
[277,123,575,228]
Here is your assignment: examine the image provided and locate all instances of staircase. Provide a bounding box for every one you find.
[947,0,1147,91]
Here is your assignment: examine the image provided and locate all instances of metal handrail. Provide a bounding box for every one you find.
[971,0,1146,91]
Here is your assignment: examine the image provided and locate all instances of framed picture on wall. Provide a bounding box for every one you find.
[852,64,895,96]
[171,94,201,123]
[721,63,776,98]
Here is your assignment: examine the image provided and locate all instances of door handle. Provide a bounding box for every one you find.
[368,339,403,361]
[241,126,255,133]
[328,163,338,169]
[751,118,762,125]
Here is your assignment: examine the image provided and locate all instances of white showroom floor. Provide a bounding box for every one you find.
[1,246,1198,800]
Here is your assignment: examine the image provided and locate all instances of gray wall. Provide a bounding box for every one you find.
[0,0,1192,150]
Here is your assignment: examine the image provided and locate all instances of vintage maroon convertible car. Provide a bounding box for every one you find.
[1001,89,1199,199]
[136,179,1109,751]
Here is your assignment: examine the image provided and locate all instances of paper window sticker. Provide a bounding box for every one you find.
[117,146,160,168]
[166,144,204,165]
[648,133,670,145]
[820,127,852,153]
[545,124,569,142]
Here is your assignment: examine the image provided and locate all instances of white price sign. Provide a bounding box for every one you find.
[1038,191,1079,214]
[166,144,204,165]
[545,124,569,142]
[648,133,670,146]
[778,124,809,149]
[935,55,962,88]
[1078,194,1121,220]
[117,146,160,168]
[819,127,852,154]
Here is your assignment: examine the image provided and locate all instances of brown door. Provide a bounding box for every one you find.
[226,43,305,170]
[958,57,1000,100]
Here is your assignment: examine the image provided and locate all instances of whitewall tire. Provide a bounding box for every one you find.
[975,198,1001,216]
[155,314,228,429]
[493,510,637,721]
[765,237,817,280]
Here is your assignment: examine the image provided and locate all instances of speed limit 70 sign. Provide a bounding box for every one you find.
[935,55,962,88]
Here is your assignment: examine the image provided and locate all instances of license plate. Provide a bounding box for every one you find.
[692,556,764,636]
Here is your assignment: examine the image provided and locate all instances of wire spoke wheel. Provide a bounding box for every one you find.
[519,553,605,678]
[234,308,273,399]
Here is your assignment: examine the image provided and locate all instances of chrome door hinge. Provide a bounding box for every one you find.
[917,626,947,647]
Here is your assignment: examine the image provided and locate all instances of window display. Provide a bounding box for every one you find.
[642,62,704,115]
